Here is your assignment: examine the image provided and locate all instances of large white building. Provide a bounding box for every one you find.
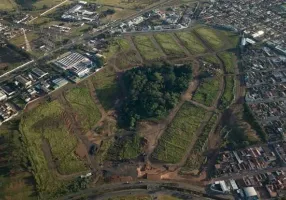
[54,52,92,77]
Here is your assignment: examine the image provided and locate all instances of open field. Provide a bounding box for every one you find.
[154,33,185,57]
[201,55,220,64]
[176,32,207,54]
[104,38,131,59]
[0,0,18,10]
[195,27,224,50]
[9,32,39,47]
[181,113,218,174]
[107,134,142,161]
[218,52,236,74]
[0,123,36,200]
[220,30,240,48]
[85,0,156,9]
[66,86,102,132]
[133,35,163,60]
[193,76,220,106]
[91,67,118,110]
[20,101,68,196]
[152,102,207,163]
[219,76,234,109]
[0,45,30,75]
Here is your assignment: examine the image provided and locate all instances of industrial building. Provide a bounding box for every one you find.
[54,52,93,77]
[52,77,69,88]
[15,75,32,88]
[31,67,48,79]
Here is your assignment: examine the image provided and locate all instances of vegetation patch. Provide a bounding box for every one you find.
[193,75,221,107]
[181,113,218,174]
[219,76,234,109]
[106,134,143,161]
[0,121,36,200]
[66,86,101,132]
[91,67,118,110]
[9,32,39,47]
[154,33,185,57]
[195,27,224,50]
[20,101,75,197]
[103,38,130,59]
[119,63,192,128]
[133,35,163,60]
[176,32,207,54]
[0,0,18,10]
[218,52,236,74]
[152,102,207,163]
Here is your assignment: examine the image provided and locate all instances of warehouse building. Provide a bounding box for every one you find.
[31,68,48,79]
[0,90,7,101]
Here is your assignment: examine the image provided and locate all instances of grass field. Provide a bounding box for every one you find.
[104,38,130,59]
[202,55,220,64]
[195,27,224,50]
[154,33,185,57]
[33,0,65,9]
[176,32,207,54]
[220,30,240,48]
[85,0,155,9]
[20,101,72,196]
[0,45,29,75]
[152,102,207,163]
[133,35,163,60]
[66,86,101,132]
[193,76,221,107]
[91,67,118,110]
[107,134,142,161]
[0,0,18,10]
[181,113,218,174]
[9,32,39,47]
[218,52,236,74]
[220,76,234,109]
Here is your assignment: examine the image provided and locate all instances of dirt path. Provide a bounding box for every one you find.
[58,94,99,172]
[146,58,201,168]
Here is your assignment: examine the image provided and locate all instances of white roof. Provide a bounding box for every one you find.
[243,187,257,197]
[219,181,230,192]
[230,179,238,190]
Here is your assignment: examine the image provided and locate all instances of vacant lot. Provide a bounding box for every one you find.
[176,32,207,54]
[220,76,235,109]
[104,38,130,59]
[133,35,163,60]
[0,45,29,75]
[91,67,118,110]
[193,76,221,106]
[20,101,72,196]
[181,113,218,174]
[107,134,142,161]
[195,27,224,50]
[66,86,101,132]
[218,52,236,74]
[85,0,156,9]
[9,32,39,47]
[154,33,185,57]
[152,102,207,163]
[0,0,17,10]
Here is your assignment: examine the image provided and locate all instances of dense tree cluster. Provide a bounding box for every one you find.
[119,63,192,128]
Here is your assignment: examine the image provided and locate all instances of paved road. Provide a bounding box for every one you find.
[58,180,234,200]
